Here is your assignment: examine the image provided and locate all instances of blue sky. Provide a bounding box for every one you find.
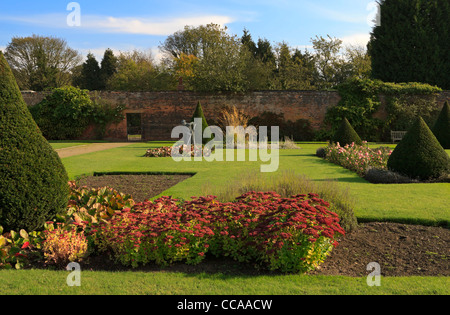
[0,0,377,61]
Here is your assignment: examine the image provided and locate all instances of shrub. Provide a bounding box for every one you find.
[331,118,363,146]
[0,226,41,270]
[325,78,443,142]
[191,101,211,144]
[93,192,345,273]
[213,192,345,273]
[324,142,392,176]
[364,167,415,184]
[94,196,215,267]
[387,117,450,180]
[316,147,326,158]
[42,224,88,266]
[202,170,358,233]
[0,52,69,232]
[30,86,94,140]
[248,112,314,141]
[30,87,125,140]
[66,181,135,227]
[432,101,450,149]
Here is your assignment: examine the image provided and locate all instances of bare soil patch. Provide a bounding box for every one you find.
[77,174,193,202]
[311,222,449,277]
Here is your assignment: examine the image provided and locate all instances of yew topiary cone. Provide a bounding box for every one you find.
[0,51,69,231]
[387,116,450,180]
[332,118,363,146]
[432,101,450,149]
[191,101,211,144]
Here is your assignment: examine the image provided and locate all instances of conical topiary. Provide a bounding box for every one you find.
[0,51,69,231]
[332,118,363,146]
[387,116,450,180]
[191,101,211,144]
[432,101,450,149]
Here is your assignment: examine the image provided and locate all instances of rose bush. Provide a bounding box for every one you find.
[324,141,392,176]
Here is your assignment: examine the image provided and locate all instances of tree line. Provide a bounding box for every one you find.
[2,0,449,92]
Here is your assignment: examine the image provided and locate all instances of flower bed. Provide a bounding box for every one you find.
[1,184,345,273]
[93,191,344,273]
[145,145,211,158]
[324,142,393,176]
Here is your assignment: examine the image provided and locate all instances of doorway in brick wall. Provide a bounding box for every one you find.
[126,113,143,141]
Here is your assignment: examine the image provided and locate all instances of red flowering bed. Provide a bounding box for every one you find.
[93,191,345,273]
[1,184,345,273]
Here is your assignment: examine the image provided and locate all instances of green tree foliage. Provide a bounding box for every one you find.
[4,35,81,91]
[106,50,176,91]
[0,51,69,231]
[99,49,118,89]
[273,42,314,90]
[325,78,442,142]
[78,53,101,91]
[165,24,250,92]
[368,0,450,89]
[387,117,450,180]
[30,86,125,140]
[432,101,450,149]
[331,117,363,146]
[30,86,94,140]
[311,35,347,90]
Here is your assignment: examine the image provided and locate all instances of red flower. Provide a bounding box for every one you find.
[21,242,30,249]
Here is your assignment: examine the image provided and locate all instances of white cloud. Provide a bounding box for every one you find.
[88,15,234,35]
[0,13,235,36]
[340,33,371,48]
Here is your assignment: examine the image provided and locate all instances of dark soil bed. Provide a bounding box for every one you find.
[75,224,449,278]
[77,174,193,202]
[73,175,449,277]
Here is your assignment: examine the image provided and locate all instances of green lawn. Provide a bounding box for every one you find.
[0,270,448,295]
[61,142,450,227]
[3,141,448,295]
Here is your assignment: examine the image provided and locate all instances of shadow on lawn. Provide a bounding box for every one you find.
[70,255,285,278]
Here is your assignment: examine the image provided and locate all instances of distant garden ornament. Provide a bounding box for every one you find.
[181,119,196,145]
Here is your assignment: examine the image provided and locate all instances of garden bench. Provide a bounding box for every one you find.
[391,131,407,143]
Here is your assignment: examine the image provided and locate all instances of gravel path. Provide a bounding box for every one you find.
[56,142,132,158]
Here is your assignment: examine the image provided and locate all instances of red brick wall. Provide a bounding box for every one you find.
[90,90,342,141]
[22,90,450,141]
